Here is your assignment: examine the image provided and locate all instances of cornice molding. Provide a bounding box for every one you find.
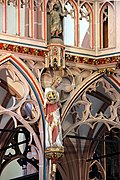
[0,42,120,68]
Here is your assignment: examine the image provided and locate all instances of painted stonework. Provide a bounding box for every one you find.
[0,0,120,180]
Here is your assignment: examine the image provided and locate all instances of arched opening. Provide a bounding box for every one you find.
[64,1,76,46]
[79,2,94,49]
[0,54,45,180]
[0,0,43,39]
[100,2,115,49]
[58,72,120,180]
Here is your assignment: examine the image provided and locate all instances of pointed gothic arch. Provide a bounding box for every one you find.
[64,0,78,46]
[0,54,46,180]
[99,1,115,48]
[79,1,94,48]
[59,69,120,180]
[62,71,119,123]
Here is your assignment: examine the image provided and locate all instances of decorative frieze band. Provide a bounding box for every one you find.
[0,42,120,68]
[0,43,46,57]
[65,54,120,66]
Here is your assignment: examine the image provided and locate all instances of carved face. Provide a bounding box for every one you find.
[52,77,62,88]
[53,3,59,11]
[46,90,59,104]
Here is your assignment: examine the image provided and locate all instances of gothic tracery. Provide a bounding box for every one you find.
[0,0,120,180]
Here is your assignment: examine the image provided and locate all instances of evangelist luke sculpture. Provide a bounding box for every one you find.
[44,76,63,148]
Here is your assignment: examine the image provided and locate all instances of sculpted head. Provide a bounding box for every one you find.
[51,76,62,88]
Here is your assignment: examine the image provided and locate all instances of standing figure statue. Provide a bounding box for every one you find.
[50,2,64,37]
[44,76,63,148]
